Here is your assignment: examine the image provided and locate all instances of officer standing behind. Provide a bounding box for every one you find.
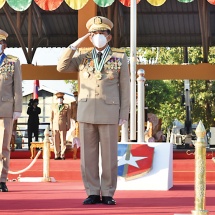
[27,98,41,150]
[57,16,130,205]
[71,91,78,121]
[69,91,79,159]
[50,92,71,160]
[0,29,22,192]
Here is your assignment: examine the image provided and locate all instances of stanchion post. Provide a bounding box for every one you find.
[42,127,51,182]
[192,120,209,215]
[137,69,146,142]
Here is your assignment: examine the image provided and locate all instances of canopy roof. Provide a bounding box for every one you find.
[0,0,214,63]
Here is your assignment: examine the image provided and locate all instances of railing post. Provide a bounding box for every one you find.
[42,127,51,182]
[137,69,146,142]
[192,120,208,215]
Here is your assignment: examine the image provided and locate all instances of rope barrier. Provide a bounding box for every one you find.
[8,150,42,175]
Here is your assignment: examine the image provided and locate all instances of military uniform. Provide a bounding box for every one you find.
[71,101,78,122]
[0,29,22,188]
[57,16,130,203]
[50,93,71,159]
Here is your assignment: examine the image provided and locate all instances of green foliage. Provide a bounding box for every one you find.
[133,46,215,133]
[64,80,78,92]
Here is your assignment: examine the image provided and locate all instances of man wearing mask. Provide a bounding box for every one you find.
[50,92,71,160]
[57,16,130,205]
[0,29,22,192]
[27,98,41,150]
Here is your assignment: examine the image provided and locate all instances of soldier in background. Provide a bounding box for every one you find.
[50,92,71,160]
[27,99,41,150]
[68,91,79,159]
[0,29,22,192]
[71,91,78,121]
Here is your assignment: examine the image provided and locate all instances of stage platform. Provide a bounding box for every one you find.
[8,146,215,183]
[7,147,215,215]
[8,158,215,183]
[10,146,215,160]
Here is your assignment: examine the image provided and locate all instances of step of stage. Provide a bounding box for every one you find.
[9,159,82,182]
[173,159,215,183]
[8,158,215,183]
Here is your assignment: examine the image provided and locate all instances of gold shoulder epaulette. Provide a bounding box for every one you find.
[111,48,125,53]
[6,55,19,62]
[78,47,93,54]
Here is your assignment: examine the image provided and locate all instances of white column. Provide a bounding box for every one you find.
[137,69,146,142]
[130,0,137,141]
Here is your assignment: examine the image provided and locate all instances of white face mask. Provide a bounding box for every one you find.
[58,98,63,104]
[92,34,107,49]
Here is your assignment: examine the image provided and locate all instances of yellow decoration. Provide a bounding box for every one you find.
[147,0,166,6]
[65,0,89,10]
[0,0,6,9]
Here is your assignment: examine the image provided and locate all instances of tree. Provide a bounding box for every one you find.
[64,80,78,93]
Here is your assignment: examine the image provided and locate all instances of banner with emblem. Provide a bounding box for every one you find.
[118,143,154,180]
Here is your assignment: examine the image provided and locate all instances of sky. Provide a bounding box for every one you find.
[5,47,74,94]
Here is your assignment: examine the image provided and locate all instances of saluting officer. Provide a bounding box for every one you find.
[57,16,130,205]
[0,29,22,192]
[50,92,71,160]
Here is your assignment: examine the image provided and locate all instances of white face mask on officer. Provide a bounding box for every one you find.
[92,34,107,49]
[58,98,63,104]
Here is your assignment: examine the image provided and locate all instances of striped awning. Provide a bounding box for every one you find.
[1,0,214,12]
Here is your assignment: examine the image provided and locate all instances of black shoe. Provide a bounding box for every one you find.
[0,182,8,192]
[61,157,65,160]
[102,196,116,205]
[54,157,61,160]
[83,195,101,205]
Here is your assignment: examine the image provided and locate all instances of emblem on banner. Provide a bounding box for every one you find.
[118,144,154,180]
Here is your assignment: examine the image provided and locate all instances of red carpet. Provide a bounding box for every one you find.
[6,149,215,215]
[1,182,215,215]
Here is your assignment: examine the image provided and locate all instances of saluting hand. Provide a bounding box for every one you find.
[71,33,91,49]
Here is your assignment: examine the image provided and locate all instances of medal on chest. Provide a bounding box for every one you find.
[92,46,110,80]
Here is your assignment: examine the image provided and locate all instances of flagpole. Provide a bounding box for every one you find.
[130,0,137,141]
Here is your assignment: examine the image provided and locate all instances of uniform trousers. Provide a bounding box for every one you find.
[53,130,67,158]
[0,118,13,182]
[27,123,39,149]
[79,122,118,197]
